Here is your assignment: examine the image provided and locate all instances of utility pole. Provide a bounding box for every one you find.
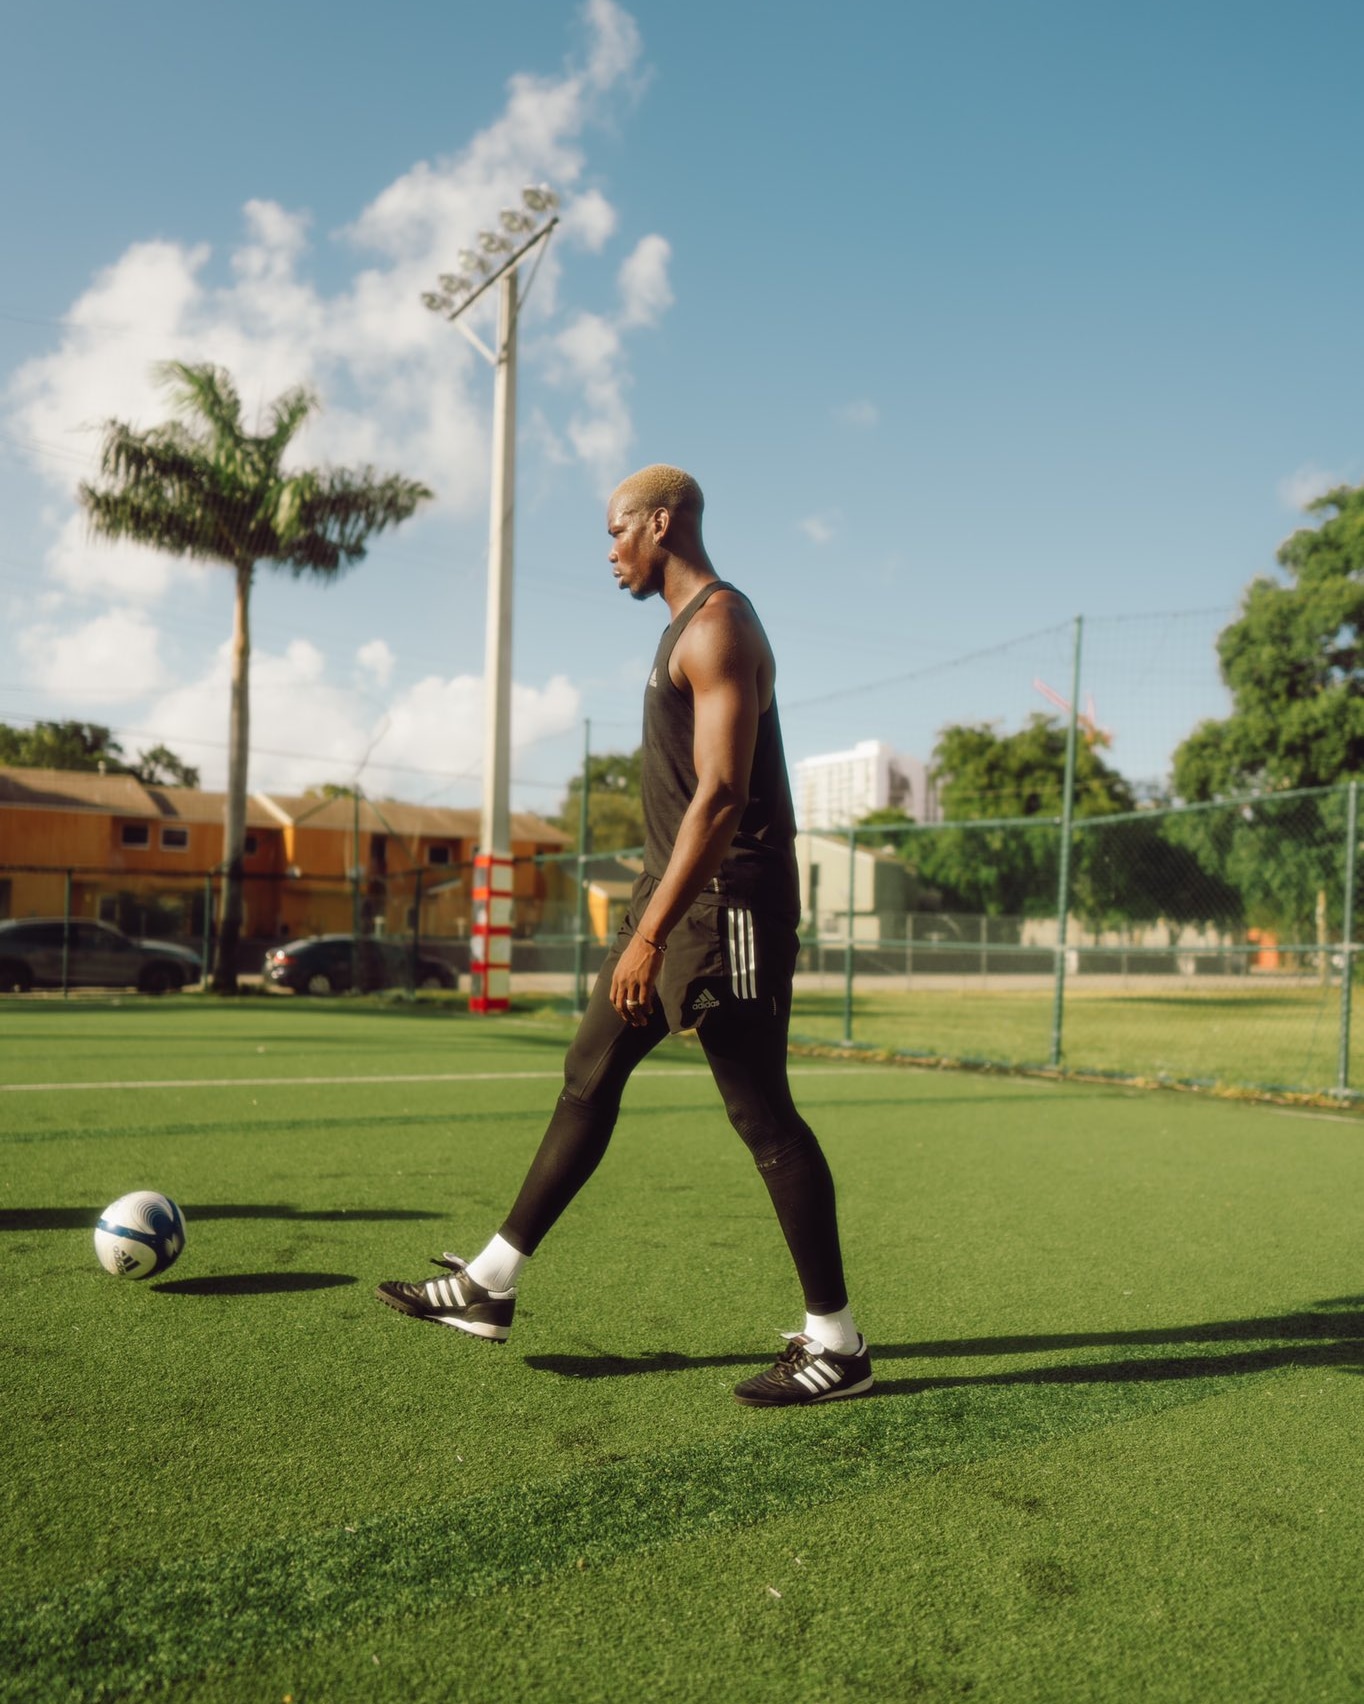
[422,187,559,1014]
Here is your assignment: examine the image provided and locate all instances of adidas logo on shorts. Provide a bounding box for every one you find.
[691,988,721,1012]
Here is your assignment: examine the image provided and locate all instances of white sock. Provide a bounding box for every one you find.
[803,1307,860,1356]
[465,1234,526,1295]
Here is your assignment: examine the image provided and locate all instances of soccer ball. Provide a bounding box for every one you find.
[94,1191,186,1279]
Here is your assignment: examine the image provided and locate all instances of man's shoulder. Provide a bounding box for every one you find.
[682,584,765,647]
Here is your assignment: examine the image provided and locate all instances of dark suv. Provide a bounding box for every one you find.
[263,934,456,996]
[0,919,202,994]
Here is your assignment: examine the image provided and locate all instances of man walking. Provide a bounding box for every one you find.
[378,465,870,1406]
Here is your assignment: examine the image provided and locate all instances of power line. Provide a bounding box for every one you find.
[0,707,571,792]
[782,621,1074,712]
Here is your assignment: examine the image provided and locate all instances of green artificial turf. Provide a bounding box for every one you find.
[789,981,1360,1094]
[2,997,1363,1701]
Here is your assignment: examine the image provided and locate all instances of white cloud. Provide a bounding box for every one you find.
[6,0,659,558]
[356,637,395,689]
[3,2,654,814]
[582,0,644,86]
[129,637,580,801]
[20,607,165,703]
[618,235,673,327]
[542,236,677,487]
[1278,464,1346,511]
[554,312,622,378]
[547,311,635,490]
[835,399,879,429]
[799,515,835,545]
[46,511,185,603]
[562,188,618,252]
[379,670,580,798]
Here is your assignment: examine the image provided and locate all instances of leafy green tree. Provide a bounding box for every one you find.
[555,749,646,854]
[0,720,200,787]
[853,806,916,847]
[1167,487,1364,942]
[908,717,1136,919]
[132,743,201,788]
[1174,483,1364,799]
[1157,794,1343,946]
[0,720,125,772]
[930,716,1136,822]
[80,361,432,991]
[872,719,1239,936]
[1076,811,1243,941]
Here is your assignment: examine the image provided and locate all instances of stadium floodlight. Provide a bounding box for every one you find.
[421,185,559,1013]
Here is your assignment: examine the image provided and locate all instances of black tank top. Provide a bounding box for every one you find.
[639,580,799,916]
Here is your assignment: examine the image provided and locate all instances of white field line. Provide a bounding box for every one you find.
[1266,1106,1364,1125]
[0,1065,890,1095]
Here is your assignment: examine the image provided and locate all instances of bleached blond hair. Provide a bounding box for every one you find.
[610,464,704,524]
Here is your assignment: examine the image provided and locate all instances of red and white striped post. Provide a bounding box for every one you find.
[469,851,513,1013]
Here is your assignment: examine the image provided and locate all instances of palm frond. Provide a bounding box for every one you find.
[281,470,435,576]
[262,385,318,458]
[83,362,434,578]
[156,361,243,435]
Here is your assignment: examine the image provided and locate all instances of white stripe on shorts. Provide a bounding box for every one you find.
[727,907,757,1000]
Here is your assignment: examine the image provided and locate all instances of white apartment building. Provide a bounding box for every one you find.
[792,739,938,830]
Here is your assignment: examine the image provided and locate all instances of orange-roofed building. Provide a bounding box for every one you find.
[0,768,570,961]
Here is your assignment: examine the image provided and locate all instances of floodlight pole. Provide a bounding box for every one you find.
[482,266,517,865]
[425,207,558,1013]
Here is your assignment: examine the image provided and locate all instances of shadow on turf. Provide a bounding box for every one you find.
[0,1204,440,1232]
[525,1296,1364,1389]
[151,1271,358,1296]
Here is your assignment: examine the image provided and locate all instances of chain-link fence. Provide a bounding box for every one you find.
[4,784,1360,1100]
[785,784,1361,1099]
[0,849,624,1001]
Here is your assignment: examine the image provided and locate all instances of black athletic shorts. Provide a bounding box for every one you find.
[624,872,800,1033]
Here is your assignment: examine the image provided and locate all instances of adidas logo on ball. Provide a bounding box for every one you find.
[94,1192,187,1280]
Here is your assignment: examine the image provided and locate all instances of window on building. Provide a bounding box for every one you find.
[427,844,452,866]
[161,826,190,851]
[244,834,259,856]
[120,823,150,848]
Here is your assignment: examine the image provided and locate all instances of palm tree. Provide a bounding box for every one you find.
[80,361,433,991]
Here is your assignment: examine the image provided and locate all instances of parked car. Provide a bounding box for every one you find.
[263,934,457,996]
[0,919,202,994]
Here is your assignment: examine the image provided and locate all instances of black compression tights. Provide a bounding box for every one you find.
[499,973,848,1316]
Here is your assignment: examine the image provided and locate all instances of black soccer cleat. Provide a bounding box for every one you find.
[733,1332,874,1406]
[375,1253,516,1343]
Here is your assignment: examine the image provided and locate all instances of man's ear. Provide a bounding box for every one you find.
[651,505,672,542]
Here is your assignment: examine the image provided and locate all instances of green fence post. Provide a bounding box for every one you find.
[1049,615,1083,1068]
[843,822,857,1046]
[1337,779,1358,1095]
[573,720,591,1016]
[201,872,214,987]
[351,786,363,995]
[410,866,425,993]
[61,870,72,999]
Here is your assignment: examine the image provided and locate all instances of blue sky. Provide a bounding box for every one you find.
[3,0,1362,817]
